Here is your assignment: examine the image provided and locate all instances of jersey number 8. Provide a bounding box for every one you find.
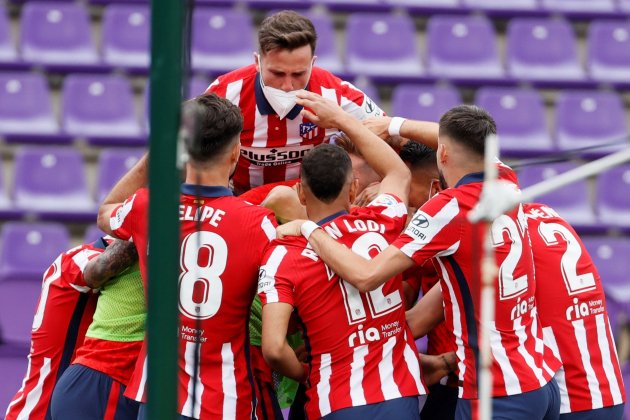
[179,231,227,320]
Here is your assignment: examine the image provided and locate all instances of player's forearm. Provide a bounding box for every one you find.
[84,240,138,289]
[339,114,411,190]
[262,340,307,383]
[399,120,439,150]
[406,283,445,339]
[307,229,386,292]
[419,352,457,386]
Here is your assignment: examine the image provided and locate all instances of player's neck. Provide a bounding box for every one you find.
[184,167,231,189]
[305,199,349,224]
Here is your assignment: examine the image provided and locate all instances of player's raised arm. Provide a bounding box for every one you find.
[97,153,148,236]
[363,116,439,151]
[83,240,139,289]
[296,90,410,205]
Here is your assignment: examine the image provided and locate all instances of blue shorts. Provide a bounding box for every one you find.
[50,364,139,420]
[559,404,624,420]
[456,379,560,420]
[321,396,420,420]
[421,383,458,420]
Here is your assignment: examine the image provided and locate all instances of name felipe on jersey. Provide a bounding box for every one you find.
[240,145,314,167]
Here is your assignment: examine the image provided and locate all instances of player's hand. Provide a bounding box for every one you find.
[353,182,380,207]
[419,351,457,386]
[296,90,349,129]
[362,116,392,140]
[276,219,307,239]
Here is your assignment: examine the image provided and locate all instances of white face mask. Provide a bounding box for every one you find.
[258,54,313,119]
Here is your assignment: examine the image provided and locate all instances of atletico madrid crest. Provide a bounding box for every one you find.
[299,122,319,139]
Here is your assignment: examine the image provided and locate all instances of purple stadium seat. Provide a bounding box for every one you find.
[0,354,29,418]
[305,11,343,75]
[0,222,69,283]
[621,0,630,13]
[596,164,630,228]
[247,0,312,9]
[97,148,145,202]
[415,335,428,353]
[102,4,150,70]
[554,90,627,155]
[582,237,630,309]
[0,279,42,345]
[317,0,385,12]
[475,87,552,156]
[426,15,503,80]
[345,13,423,79]
[0,73,61,140]
[391,84,461,122]
[84,225,106,244]
[461,0,538,12]
[384,0,459,10]
[191,8,254,73]
[62,74,142,145]
[518,162,597,227]
[507,18,584,82]
[13,147,94,218]
[20,2,98,67]
[541,0,615,14]
[0,5,17,64]
[588,20,630,83]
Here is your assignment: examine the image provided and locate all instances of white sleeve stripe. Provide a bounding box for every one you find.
[399,198,460,257]
[258,245,288,304]
[260,215,276,242]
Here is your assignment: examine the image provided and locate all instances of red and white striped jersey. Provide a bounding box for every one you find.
[392,164,562,399]
[206,65,383,194]
[258,194,426,419]
[524,203,626,413]
[5,241,104,420]
[112,184,277,419]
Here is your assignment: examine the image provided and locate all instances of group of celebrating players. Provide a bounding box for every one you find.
[4,10,627,420]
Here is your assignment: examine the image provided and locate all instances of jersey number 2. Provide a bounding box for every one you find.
[179,231,227,320]
[538,222,596,295]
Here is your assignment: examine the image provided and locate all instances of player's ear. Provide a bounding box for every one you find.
[254,52,261,72]
[349,178,359,204]
[230,139,241,165]
[296,182,307,206]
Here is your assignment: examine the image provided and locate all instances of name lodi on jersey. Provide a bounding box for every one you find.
[259,194,425,419]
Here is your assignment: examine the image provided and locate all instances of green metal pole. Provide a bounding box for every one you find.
[147,0,184,418]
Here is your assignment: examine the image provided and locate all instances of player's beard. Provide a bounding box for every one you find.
[438,170,448,190]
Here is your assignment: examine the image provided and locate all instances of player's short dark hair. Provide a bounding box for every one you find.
[184,93,243,163]
[439,105,496,158]
[399,142,437,171]
[301,144,352,204]
[259,11,317,55]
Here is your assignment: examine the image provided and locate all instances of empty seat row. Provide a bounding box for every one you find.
[392,85,628,156]
[346,14,630,84]
[518,162,630,230]
[0,3,150,71]
[1,71,628,154]
[0,72,209,146]
[0,146,145,221]
[61,0,630,16]
[3,4,630,85]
